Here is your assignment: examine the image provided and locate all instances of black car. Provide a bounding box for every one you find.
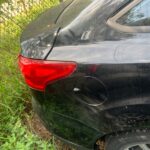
[18,0,150,149]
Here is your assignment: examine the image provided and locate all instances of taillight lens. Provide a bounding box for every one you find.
[18,55,77,91]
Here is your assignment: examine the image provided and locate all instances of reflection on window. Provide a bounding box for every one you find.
[118,0,150,26]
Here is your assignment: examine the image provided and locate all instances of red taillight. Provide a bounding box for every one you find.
[18,55,77,91]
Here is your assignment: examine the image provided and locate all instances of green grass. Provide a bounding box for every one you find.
[0,0,59,149]
[0,0,7,5]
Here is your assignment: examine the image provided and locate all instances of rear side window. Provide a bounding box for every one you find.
[107,0,150,33]
[118,0,150,26]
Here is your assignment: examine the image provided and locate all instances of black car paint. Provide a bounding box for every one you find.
[20,0,150,149]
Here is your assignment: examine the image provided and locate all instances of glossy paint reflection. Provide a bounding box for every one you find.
[31,61,150,149]
[31,89,101,149]
[21,0,150,149]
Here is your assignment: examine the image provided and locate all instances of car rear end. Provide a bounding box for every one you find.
[19,1,103,149]
[18,0,150,149]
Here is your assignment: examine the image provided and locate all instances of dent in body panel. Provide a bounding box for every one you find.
[60,0,125,32]
[21,29,59,59]
[55,0,132,46]
[20,0,132,59]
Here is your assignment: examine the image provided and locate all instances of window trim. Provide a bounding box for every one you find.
[107,0,150,33]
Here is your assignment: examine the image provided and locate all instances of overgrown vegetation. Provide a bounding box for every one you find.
[0,0,59,149]
[0,0,6,5]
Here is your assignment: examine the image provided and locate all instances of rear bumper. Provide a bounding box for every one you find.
[32,98,99,150]
[32,95,100,149]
